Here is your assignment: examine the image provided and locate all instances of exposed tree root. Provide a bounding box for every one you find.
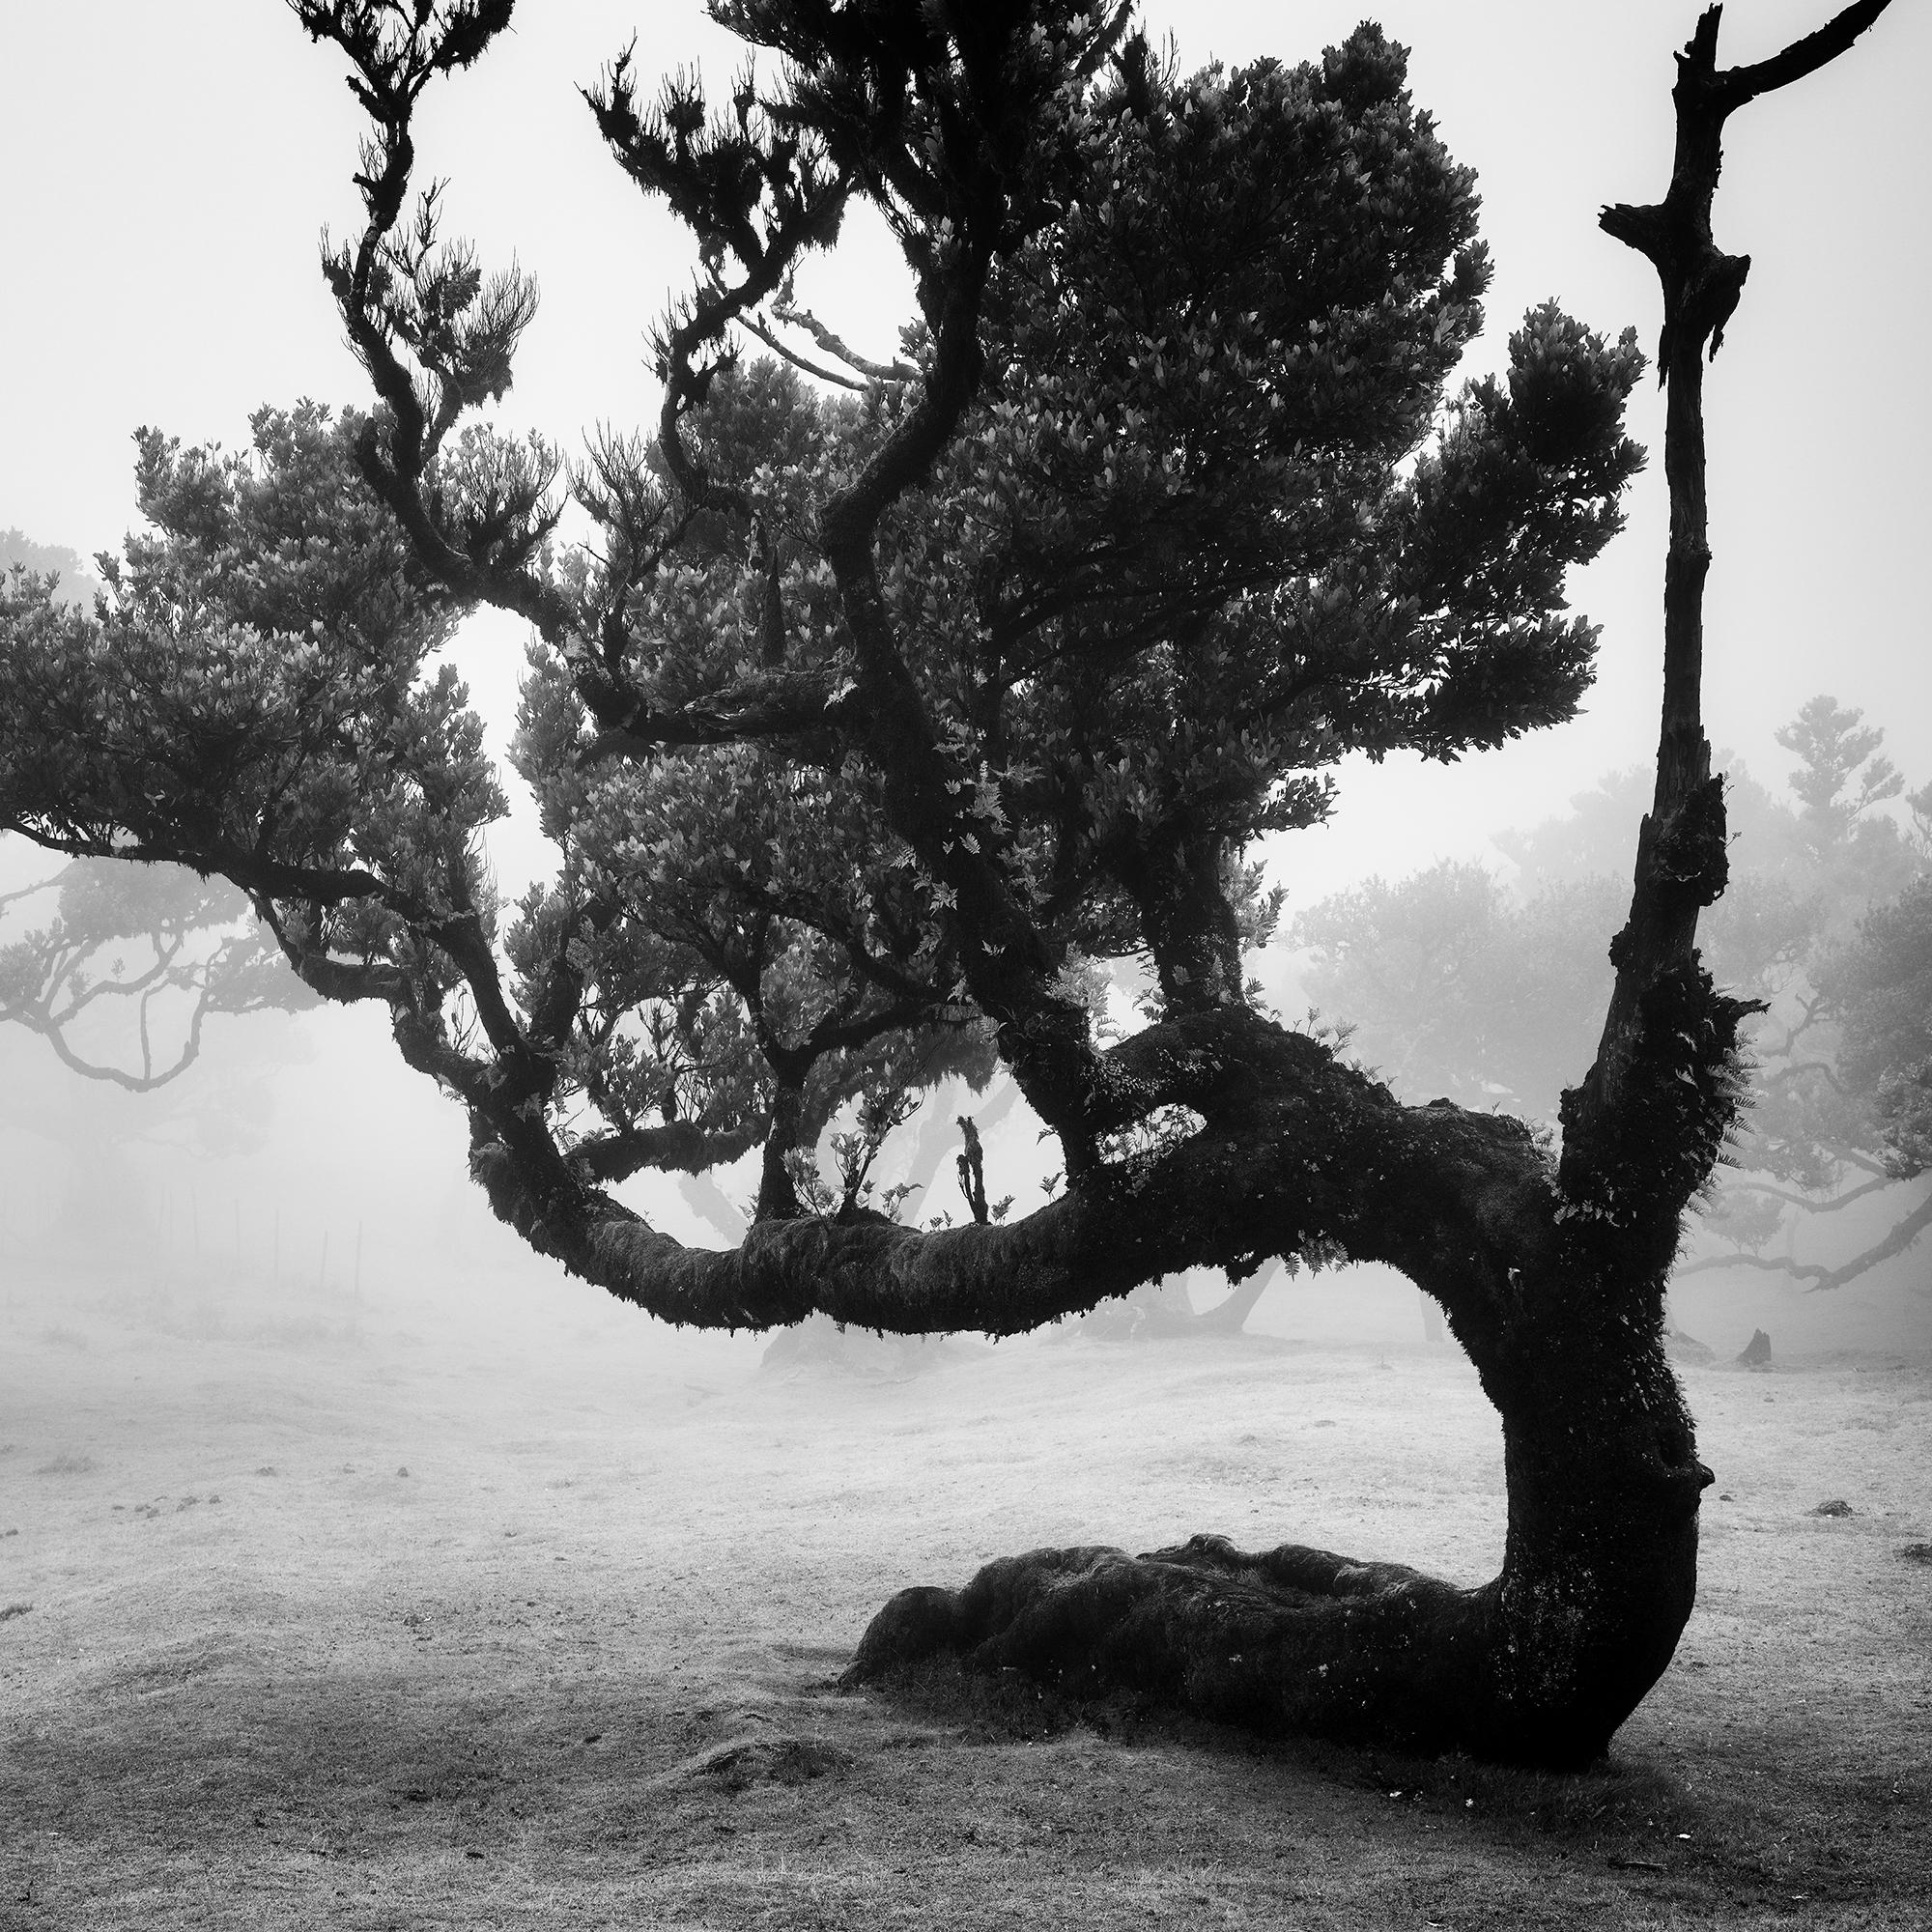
[845,1534,1589,1763]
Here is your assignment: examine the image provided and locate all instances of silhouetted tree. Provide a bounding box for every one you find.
[0,0,1901,1764]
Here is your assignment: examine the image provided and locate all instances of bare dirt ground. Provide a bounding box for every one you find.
[2,1256,1928,1930]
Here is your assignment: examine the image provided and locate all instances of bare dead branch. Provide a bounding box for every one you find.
[1717,0,1895,106]
[736,312,867,391]
[1675,1249,1833,1285]
[769,290,917,384]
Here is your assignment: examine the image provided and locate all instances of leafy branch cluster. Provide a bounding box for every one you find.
[1,0,1663,1341]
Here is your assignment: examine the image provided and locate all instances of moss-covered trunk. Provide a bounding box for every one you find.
[848,1267,1708,1769]
[1483,1301,1711,1762]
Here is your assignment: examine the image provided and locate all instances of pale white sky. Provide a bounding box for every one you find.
[3,0,1926,906]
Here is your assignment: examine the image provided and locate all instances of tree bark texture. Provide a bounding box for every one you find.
[848,1301,1706,1768]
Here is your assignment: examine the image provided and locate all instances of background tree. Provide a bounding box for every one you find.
[0,858,306,1094]
[1291,857,1627,1119]
[0,0,1900,1765]
[1,530,322,1241]
[1296,696,1931,1294]
[1,529,99,611]
[1683,700,1931,1288]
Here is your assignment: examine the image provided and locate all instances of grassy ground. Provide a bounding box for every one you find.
[1,1258,1928,1929]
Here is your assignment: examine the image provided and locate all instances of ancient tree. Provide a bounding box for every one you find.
[0,0,1897,1765]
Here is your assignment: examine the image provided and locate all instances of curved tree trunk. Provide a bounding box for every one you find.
[1191,1268,1270,1336]
[848,1269,1707,1768]
[464,1009,1709,1765]
[412,2,1886,1769]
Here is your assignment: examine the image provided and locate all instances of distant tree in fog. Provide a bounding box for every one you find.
[0,0,1904,1767]
[0,814,319,1249]
[1293,859,1624,1120]
[1,529,98,611]
[1298,698,1932,1293]
[0,857,308,1092]
[1688,706,1932,1291]
[2,529,316,1117]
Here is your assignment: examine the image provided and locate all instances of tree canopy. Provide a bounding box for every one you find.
[0,529,98,611]
[0,10,1645,1296]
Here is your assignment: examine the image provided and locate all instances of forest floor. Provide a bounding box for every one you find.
[1,1256,1928,1931]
